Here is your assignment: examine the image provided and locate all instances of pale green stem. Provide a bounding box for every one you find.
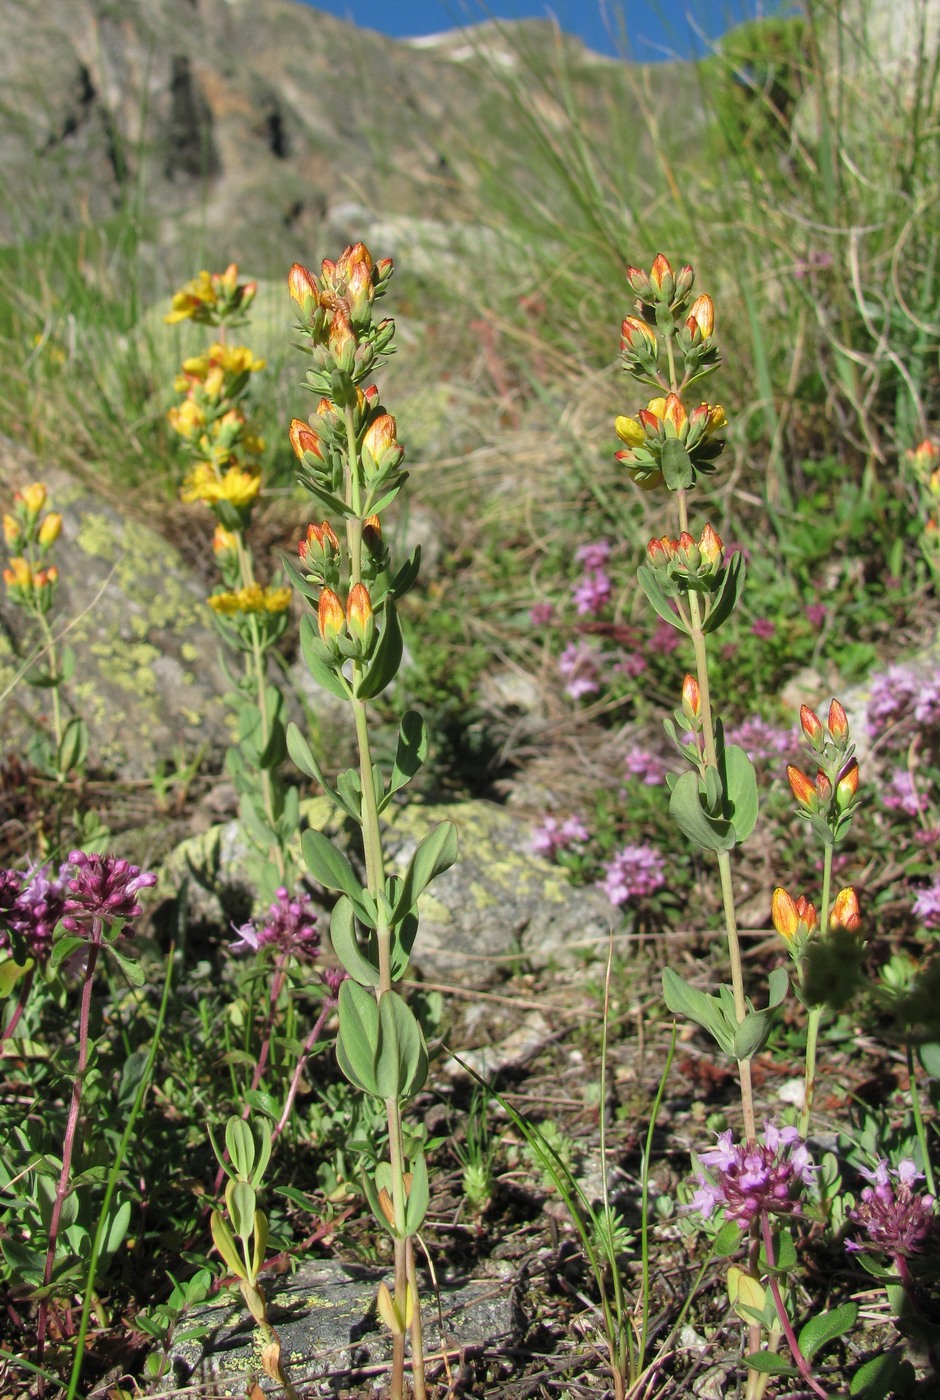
[34,608,64,776]
[344,401,419,1399]
[234,531,285,884]
[799,842,832,1138]
[907,1043,937,1196]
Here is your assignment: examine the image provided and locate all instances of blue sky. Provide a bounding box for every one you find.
[298,1,788,62]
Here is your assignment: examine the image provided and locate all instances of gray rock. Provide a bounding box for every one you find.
[161,1257,514,1396]
[0,440,230,778]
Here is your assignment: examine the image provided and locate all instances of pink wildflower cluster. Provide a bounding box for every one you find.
[846,1159,936,1259]
[599,843,665,906]
[231,886,320,961]
[62,852,157,939]
[725,716,797,767]
[558,640,600,699]
[0,862,69,960]
[572,540,612,617]
[692,1122,816,1226]
[623,745,667,786]
[882,768,930,817]
[868,665,940,738]
[912,879,940,930]
[532,814,589,861]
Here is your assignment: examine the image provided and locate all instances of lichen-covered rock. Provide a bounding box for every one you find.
[0,440,230,778]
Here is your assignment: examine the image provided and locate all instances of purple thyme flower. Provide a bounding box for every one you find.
[230,886,320,961]
[623,745,667,786]
[575,539,611,572]
[558,640,600,699]
[805,602,827,627]
[913,674,940,731]
[912,879,940,930]
[573,570,612,616]
[650,618,680,655]
[751,617,776,640]
[529,601,554,627]
[61,852,156,938]
[7,862,69,959]
[599,843,665,906]
[881,768,930,817]
[691,1122,816,1226]
[846,1159,936,1259]
[867,664,921,736]
[725,716,797,767]
[532,815,589,860]
[614,652,648,679]
[319,966,347,998]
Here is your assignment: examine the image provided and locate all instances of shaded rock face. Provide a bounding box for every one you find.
[0,438,231,778]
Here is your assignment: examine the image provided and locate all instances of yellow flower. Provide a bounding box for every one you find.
[38,512,62,547]
[165,270,217,324]
[207,583,291,615]
[262,585,292,613]
[182,465,262,508]
[19,482,47,517]
[614,414,646,448]
[3,513,20,546]
[211,343,266,376]
[3,557,34,590]
[167,398,206,440]
[207,589,242,616]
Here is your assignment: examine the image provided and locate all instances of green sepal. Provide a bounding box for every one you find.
[375,989,429,1100]
[355,600,403,700]
[702,551,746,634]
[669,769,735,851]
[733,967,788,1059]
[636,563,687,633]
[799,1302,858,1362]
[330,896,381,987]
[280,553,320,605]
[661,437,694,489]
[300,614,351,701]
[378,711,428,813]
[391,821,458,922]
[336,979,381,1097]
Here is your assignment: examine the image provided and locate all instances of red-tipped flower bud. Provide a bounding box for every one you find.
[288,262,318,309]
[827,699,849,745]
[621,316,657,355]
[346,582,375,651]
[317,588,345,646]
[698,523,723,571]
[663,392,688,435]
[787,764,818,810]
[800,704,824,747]
[649,253,675,300]
[771,887,818,945]
[829,886,860,931]
[686,293,714,340]
[681,673,701,722]
[835,758,859,809]
[289,418,323,461]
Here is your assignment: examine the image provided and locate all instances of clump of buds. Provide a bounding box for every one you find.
[787,698,861,844]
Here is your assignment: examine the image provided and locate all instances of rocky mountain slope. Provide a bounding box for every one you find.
[0,0,701,274]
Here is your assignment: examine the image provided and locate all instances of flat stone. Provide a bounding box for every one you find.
[162,1257,514,1396]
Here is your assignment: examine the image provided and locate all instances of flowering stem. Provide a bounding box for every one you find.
[37,935,101,1376]
[34,608,64,777]
[0,965,35,1048]
[759,1214,827,1399]
[271,994,337,1144]
[906,1043,936,1197]
[798,841,832,1138]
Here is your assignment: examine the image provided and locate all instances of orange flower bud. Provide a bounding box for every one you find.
[681,673,701,722]
[829,887,860,932]
[835,758,859,809]
[698,523,723,570]
[647,536,671,568]
[816,769,833,803]
[800,704,824,746]
[289,418,323,461]
[649,253,674,299]
[663,392,687,435]
[621,316,657,354]
[299,520,340,563]
[827,699,849,744]
[346,582,375,651]
[212,525,239,556]
[288,262,318,308]
[3,513,20,546]
[328,306,356,365]
[686,293,714,340]
[317,588,345,645]
[771,887,818,944]
[787,764,817,809]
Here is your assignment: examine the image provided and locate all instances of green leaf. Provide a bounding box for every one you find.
[227,1179,257,1250]
[280,553,319,604]
[225,1118,256,1180]
[101,1199,132,1261]
[850,1351,911,1399]
[210,1210,245,1279]
[389,910,419,980]
[404,1151,429,1234]
[60,645,76,682]
[49,936,88,971]
[57,717,87,776]
[721,744,759,842]
[108,944,146,987]
[302,830,362,903]
[712,1220,744,1256]
[336,979,380,1097]
[330,896,381,987]
[375,990,429,1100]
[734,968,788,1059]
[636,563,686,632]
[259,717,286,770]
[379,711,428,812]
[703,551,746,634]
[662,968,736,1056]
[389,547,421,598]
[336,768,363,822]
[392,821,458,922]
[799,1302,858,1361]
[742,1352,798,1377]
[669,769,734,851]
[356,600,403,700]
[661,437,694,489]
[0,956,32,997]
